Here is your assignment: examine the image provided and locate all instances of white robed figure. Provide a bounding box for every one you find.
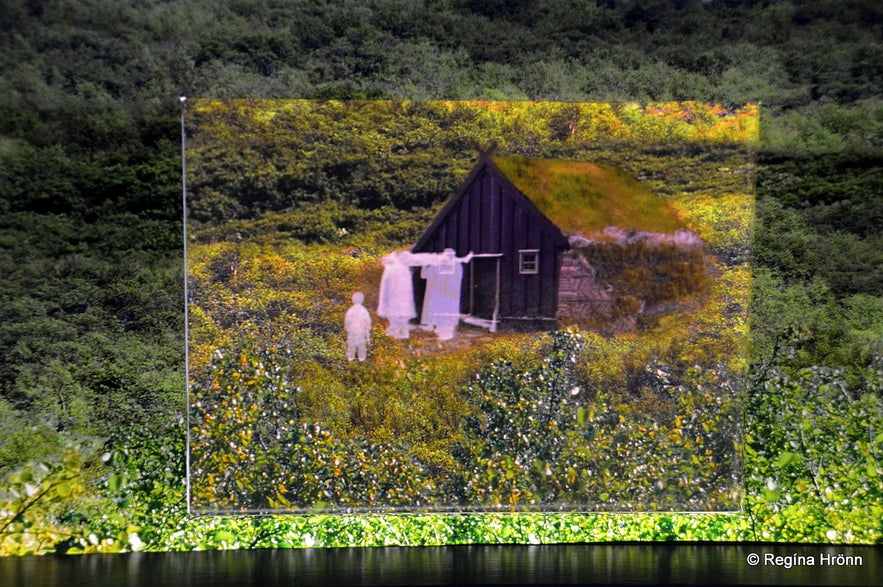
[377,251,418,339]
[420,248,474,341]
[344,292,371,362]
[377,249,474,341]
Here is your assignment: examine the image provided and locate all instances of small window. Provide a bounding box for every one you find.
[519,249,539,275]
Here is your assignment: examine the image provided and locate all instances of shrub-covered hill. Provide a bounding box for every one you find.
[183,100,758,227]
[0,0,880,553]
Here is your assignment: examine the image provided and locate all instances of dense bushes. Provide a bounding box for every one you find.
[744,334,883,542]
[187,322,744,513]
[450,330,741,510]
[9,320,877,551]
[184,100,758,226]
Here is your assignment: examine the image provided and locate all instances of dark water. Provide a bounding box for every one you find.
[1,543,879,586]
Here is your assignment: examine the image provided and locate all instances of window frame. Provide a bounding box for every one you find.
[518,249,540,275]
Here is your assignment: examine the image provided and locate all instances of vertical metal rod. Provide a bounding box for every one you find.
[180,97,191,514]
[492,257,500,333]
[469,260,475,316]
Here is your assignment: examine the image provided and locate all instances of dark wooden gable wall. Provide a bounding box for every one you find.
[413,159,569,325]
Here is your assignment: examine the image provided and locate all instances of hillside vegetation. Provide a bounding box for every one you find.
[0,0,881,553]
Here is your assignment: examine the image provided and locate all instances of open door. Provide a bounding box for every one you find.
[464,255,502,331]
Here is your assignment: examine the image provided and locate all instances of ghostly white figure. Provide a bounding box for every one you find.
[377,251,417,339]
[420,248,474,341]
[344,291,371,362]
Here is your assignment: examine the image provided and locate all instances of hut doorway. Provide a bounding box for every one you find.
[463,254,502,332]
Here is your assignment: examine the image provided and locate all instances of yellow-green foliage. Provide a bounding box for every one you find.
[0,451,87,555]
[184,99,757,512]
[189,100,759,156]
[493,156,687,235]
[184,100,758,226]
[672,192,756,258]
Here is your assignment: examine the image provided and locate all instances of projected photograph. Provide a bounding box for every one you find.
[184,100,758,513]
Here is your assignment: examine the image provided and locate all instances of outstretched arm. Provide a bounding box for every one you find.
[401,251,438,266]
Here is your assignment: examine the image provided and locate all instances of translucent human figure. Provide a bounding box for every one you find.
[344,291,371,362]
[420,248,474,341]
[377,251,418,339]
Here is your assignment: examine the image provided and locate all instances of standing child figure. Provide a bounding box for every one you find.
[344,292,371,363]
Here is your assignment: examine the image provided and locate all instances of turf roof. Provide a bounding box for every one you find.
[491,156,686,236]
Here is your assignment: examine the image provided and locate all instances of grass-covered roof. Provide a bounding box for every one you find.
[491,156,686,236]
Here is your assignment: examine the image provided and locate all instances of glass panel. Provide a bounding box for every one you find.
[184,101,759,513]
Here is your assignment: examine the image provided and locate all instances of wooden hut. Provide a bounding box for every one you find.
[411,153,694,332]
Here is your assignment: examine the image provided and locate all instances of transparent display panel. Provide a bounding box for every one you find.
[184,100,758,513]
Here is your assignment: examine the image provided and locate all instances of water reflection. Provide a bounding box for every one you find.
[2,544,879,586]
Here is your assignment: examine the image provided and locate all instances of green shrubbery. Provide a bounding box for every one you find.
[745,333,883,542]
[451,330,740,510]
[0,450,86,555]
[2,0,882,555]
[8,322,878,552]
[186,315,744,512]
